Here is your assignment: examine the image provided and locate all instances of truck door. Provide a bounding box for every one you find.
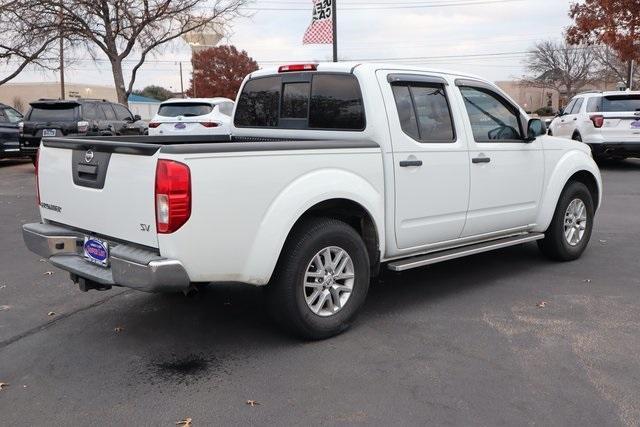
[455,80,544,237]
[377,71,470,250]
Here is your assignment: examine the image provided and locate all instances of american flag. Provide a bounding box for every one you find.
[303,0,334,44]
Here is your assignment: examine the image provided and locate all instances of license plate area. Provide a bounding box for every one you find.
[83,237,109,267]
[42,129,57,137]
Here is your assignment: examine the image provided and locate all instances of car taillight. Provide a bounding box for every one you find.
[590,115,604,128]
[199,122,219,128]
[278,63,318,73]
[155,160,191,234]
[35,149,40,205]
[77,121,89,133]
[148,122,161,128]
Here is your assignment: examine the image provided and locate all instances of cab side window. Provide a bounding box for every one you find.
[459,86,522,142]
[391,82,455,143]
[83,103,105,121]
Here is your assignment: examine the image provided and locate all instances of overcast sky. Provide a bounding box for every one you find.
[5,0,576,91]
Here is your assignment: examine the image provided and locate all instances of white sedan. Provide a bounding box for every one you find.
[148,98,234,136]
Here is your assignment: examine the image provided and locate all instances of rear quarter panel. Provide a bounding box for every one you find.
[157,147,384,285]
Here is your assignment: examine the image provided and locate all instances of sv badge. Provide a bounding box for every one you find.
[140,224,151,232]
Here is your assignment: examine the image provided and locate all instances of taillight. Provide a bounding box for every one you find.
[77,121,89,133]
[35,149,40,205]
[148,122,161,128]
[278,63,318,73]
[590,115,604,128]
[199,122,219,128]
[155,160,191,234]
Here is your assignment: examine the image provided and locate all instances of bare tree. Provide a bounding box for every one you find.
[592,45,640,89]
[0,0,61,85]
[523,40,598,100]
[54,0,250,106]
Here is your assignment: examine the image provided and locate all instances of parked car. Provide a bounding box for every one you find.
[548,90,640,160]
[22,63,602,340]
[0,103,24,159]
[19,98,146,161]
[148,98,234,136]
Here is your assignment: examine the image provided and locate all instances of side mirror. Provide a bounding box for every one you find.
[133,114,141,121]
[525,118,546,142]
[556,109,565,117]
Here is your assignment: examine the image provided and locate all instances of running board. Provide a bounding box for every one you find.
[387,233,545,272]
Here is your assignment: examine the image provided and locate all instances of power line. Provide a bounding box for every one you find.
[242,0,525,10]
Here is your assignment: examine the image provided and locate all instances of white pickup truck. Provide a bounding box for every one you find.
[23,62,602,339]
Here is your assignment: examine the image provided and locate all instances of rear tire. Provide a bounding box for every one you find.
[267,217,370,340]
[538,181,594,261]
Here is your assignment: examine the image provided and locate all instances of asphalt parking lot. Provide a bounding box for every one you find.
[0,158,639,426]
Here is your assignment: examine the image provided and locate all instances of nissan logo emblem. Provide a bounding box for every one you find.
[85,150,94,163]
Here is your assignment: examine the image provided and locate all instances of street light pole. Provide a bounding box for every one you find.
[59,1,65,99]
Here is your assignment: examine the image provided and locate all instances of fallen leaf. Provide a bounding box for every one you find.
[47,311,56,316]
[246,400,260,407]
[536,301,547,308]
[114,327,124,333]
[583,279,592,283]
[44,271,53,276]
[39,259,46,262]
[176,418,192,426]
[599,239,608,244]
[0,383,8,391]
[0,285,6,289]
[0,305,11,311]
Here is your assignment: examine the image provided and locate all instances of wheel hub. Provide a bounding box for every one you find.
[304,246,355,317]
[564,198,588,246]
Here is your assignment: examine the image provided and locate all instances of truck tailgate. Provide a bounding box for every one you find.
[38,140,160,248]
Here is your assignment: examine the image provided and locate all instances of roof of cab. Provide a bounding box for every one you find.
[161,97,234,105]
[248,61,485,82]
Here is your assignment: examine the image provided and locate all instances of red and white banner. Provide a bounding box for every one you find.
[303,0,333,45]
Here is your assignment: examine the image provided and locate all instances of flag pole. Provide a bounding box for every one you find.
[332,0,338,62]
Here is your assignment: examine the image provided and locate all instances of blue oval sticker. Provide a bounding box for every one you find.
[84,239,108,261]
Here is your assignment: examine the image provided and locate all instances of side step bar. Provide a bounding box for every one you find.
[387,233,545,272]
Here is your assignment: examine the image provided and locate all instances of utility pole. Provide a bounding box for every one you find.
[59,1,65,99]
[628,60,635,91]
[332,0,338,62]
[179,62,185,98]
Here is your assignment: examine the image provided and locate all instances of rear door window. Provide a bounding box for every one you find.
[391,83,455,142]
[28,105,78,122]
[601,95,640,112]
[101,104,117,120]
[82,103,105,120]
[112,104,133,120]
[570,98,584,114]
[158,102,214,118]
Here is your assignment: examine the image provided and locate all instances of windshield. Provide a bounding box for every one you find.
[28,105,78,122]
[157,102,213,117]
[601,95,640,112]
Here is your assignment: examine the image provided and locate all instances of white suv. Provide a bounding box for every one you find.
[548,91,640,160]
[148,97,234,136]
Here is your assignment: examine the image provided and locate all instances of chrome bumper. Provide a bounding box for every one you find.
[22,223,190,293]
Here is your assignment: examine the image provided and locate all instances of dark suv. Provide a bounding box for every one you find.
[0,103,24,159]
[19,98,147,160]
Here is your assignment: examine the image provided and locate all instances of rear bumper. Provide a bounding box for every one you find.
[588,142,640,158]
[22,223,191,293]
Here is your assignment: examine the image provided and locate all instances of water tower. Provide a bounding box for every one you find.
[181,21,225,97]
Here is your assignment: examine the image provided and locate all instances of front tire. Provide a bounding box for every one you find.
[267,218,370,340]
[538,181,594,261]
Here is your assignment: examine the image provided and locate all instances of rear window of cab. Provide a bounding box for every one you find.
[234,73,365,131]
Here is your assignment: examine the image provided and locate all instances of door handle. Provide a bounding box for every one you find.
[399,160,423,167]
[573,118,577,121]
[472,157,491,164]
